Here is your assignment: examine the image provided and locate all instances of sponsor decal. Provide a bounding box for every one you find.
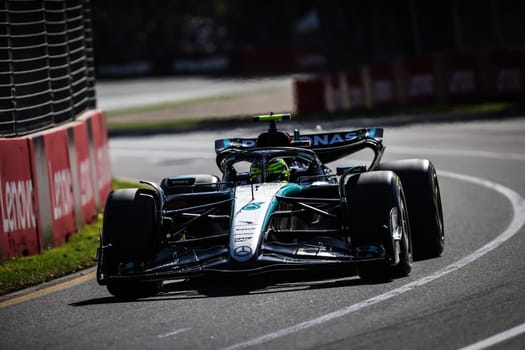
[239,139,256,148]
[299,132,358,147]
[96,146,112,190]
[236,227,254,231]
[373,80,393,102]
[238,220,256,225]
[220,138,257,150]
[78,158,94,206]
[349,87,364,106]
[497,69,522,92]
[409,74,434,97]
[241,201,264,211]
[167,177,195,186]
[49,163,74,221]
[0,176,36,233]
[449,70,475,93]
[223,130,378,150]
[234,233,254,237]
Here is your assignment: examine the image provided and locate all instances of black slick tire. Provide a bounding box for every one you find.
[377,159,444,260]
[345,171,412,281]
[99,188,162,298]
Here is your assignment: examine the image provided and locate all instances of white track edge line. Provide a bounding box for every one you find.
[157,327,192,339]
[458,321,525,350]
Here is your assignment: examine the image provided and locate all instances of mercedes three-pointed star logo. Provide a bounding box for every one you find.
[234,246,252,256]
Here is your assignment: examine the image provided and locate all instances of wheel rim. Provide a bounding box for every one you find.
[399,190,412,260]
[432,171,445,243]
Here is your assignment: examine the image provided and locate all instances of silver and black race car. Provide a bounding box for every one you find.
[96,114,444,297]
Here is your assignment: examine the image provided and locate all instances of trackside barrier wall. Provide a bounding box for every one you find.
[482,50,525,101]
[404,57,437,105]
[0,109,111,259]
[368,63,397,108]
[84,110,112,210]
[445,53,481,103]
[293,49,524,114]
[70,121,97,226]
[293,76,325,114]
[44,128,77,246]
[345,70,367,110]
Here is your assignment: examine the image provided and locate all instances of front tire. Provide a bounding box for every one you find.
[346,171,412,281]
[98,188,162,298]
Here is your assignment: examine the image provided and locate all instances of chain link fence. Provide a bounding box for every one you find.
[0,0,96,137]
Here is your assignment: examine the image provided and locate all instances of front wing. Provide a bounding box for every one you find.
[98,242,388,283]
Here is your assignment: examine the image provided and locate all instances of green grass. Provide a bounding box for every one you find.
[108,117,211,131]
[105,92,252,118]
[0,218,101,296]
[107,115,254,133]
[0,179,140,297]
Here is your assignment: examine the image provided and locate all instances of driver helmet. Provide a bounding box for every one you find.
[266,158,290,182]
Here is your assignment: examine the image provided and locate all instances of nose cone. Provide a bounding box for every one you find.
[230,183,286,262]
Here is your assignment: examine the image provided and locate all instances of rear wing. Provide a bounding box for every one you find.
[215,127,385,165]
[298,128,384,164]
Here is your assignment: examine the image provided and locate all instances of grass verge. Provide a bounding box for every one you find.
[107,115,255,134]
[105,91,257,118]
[0,218,101,296]
[0,179,139,297]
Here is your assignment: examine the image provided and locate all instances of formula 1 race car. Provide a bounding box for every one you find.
[96,114,444,297]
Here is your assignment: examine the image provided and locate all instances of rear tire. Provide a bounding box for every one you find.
[99,188,162,298]
[377,159,444,260]
[346,171,412,281]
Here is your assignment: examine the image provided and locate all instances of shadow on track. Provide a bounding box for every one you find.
[70,270,379,307]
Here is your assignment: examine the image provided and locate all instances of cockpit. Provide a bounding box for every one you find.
[218,148,330,186]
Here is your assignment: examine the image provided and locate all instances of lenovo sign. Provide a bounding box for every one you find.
[49,163,74,221]
[0,138,40,258]
[0,178,36,233]
[89,111,112,207]
[43,129,76,246]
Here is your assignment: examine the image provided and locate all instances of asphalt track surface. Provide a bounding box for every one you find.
[1,78,525,349]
